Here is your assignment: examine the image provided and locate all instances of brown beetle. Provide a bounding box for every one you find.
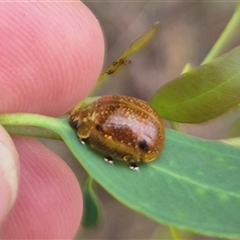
[69,95,164,170]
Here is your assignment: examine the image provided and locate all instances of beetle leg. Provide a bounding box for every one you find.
[104,157,114,164]
[70,119,80,130]
[123,155,139,171]
[79,138,87,145]
[128,160,139,171]
[129,160,139,171]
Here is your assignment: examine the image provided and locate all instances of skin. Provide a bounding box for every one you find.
[0,1,104,239]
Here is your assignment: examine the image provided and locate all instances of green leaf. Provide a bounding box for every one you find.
[149,47,240,123]
[120,21,159,58]
[81,178,101,228]
[1,114,240,238]
[97,22,159,84]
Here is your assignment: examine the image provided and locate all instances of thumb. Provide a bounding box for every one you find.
[0,126,19,225]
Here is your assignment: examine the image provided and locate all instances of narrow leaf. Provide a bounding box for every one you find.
[60,120,240,238]
[98,22,159,83]
[1,114,240,238]
[149,47,240,123]
[82,178,100,228]
[121,21,159,58]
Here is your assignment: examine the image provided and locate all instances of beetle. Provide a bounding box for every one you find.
[69,95,164,170]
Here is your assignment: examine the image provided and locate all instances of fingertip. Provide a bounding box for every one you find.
[0,126,19,225]
[0,138,82,239]
[0,1,104,116]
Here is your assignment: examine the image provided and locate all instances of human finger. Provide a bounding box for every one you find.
[0,1,104,116]
[0,126,19,226]
[0,137,82,239]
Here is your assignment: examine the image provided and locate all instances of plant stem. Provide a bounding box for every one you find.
[202,3,240,64]
[0,113,66,139]
[169,226,181,240]
[170,121,181,131]
[221,138,240,147]
[3,125,61,140]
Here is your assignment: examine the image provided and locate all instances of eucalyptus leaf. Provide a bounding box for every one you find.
[149,47,240,123]
[82,178,100,228]
[97,22,159,84]
[1,114,240,238]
